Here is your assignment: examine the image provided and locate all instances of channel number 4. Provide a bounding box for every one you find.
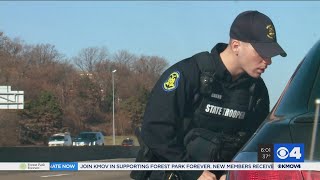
[277,147,302,160]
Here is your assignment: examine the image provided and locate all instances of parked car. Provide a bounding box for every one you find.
[73,132,105,146]
[227,40,320,179]
[122,138,134,146]
[48,132,72,147]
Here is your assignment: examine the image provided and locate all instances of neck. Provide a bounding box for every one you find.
[220,45,243,80]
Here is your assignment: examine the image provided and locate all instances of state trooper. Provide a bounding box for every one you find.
[131,10,286,180]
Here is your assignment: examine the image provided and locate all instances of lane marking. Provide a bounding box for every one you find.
[41,174,70,178]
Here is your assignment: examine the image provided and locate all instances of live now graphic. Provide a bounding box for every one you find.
[274,144,304,162]
[50,162,78,171]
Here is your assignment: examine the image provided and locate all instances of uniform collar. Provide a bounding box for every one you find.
[211,43,254,86]
[211,43,231,81]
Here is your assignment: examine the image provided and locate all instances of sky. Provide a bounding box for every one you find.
[0,1,320,108]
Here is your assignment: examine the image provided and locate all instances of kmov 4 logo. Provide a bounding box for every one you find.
[274,144,304,162]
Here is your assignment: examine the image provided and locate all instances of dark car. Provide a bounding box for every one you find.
[122,138,134,146]
[73,132,105,146]
[227,40,320,179]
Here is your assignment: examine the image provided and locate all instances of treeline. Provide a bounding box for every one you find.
[0,32,168,146]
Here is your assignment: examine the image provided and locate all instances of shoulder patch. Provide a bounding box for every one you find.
[162,71,180,92]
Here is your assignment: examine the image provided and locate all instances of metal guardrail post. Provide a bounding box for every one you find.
[306,99,320,180]
[309,98,320,161]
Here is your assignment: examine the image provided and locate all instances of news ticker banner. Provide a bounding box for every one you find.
[0,162,319,171]
[0,144,309,171]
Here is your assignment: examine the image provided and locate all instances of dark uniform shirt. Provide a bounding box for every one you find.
[141,43,270,179]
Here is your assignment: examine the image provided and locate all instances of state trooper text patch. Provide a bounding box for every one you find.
[205,104,246,120]
[163,71,180,92]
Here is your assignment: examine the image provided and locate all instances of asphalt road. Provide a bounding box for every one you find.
[0,158,135,180]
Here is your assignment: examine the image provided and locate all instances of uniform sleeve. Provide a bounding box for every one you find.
[141,61,203,179]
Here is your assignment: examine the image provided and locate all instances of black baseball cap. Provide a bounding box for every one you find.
[230,10,287,58]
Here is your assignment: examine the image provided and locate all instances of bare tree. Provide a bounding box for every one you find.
[73,47,109,72]
[23,44,63,67]
[113,50,137,70]
[133,55,168,77]
[0,111,20,146]
[0,32,23,57]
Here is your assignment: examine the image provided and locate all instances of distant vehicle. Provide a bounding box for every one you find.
[48,132,72,147]
[122,138,134,146]
[227,40,320,179]
[73,132,105,146]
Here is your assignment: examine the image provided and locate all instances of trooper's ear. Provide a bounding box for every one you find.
[230,39,240,55]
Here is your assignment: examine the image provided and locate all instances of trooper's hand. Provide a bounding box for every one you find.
[197,170,217,180]
[219,174,226,180]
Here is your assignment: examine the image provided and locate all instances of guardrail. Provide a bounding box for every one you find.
[0,146,140,162]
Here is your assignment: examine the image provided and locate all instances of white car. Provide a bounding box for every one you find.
[73,132,105,146]
[48,133,72,147]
